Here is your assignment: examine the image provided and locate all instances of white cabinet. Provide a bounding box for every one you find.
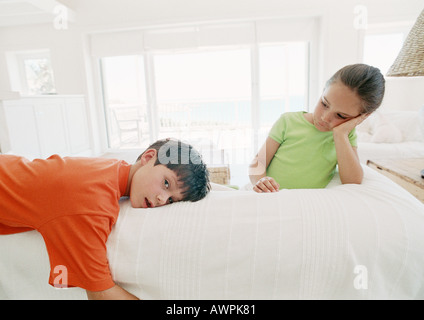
[0,95,91,159]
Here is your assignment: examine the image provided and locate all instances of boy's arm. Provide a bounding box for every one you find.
[86,284,139,300]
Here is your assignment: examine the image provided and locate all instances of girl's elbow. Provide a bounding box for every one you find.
[349,178,363,185]
[341,174,364,185]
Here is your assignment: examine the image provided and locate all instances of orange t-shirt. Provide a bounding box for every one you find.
[0,154,131,291]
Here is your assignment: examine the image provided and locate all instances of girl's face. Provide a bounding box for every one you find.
[312,81,363,132]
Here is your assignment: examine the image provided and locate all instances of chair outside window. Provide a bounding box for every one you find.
[111,105,145,146]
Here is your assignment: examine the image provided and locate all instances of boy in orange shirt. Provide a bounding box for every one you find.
[0,138,210,300]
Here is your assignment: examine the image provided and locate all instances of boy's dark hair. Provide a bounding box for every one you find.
[326,63,386,114]
[136,138,211,202]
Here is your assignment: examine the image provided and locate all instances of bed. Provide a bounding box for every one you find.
[1,166,424,300]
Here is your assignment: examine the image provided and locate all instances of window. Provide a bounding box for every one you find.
[8,50,57,95]
[23,57,56,95]
[101,55,150,149]
[362,22,414,74]
[154,48,252,163]
[100,43,309,154]
[259,43,309,139]
[96,19,315,186]
[363,33,404,74]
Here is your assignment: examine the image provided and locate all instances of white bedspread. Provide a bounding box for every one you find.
[1,166,424,300]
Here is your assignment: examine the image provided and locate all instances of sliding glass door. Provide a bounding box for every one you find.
[153,48,251,163]
[100,42,309,176]
[101,55,150,149]
[259,43,309,139]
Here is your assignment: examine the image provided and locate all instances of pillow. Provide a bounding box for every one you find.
[356,114,374,135]
[356,130,373,143]
[370,112,403,143]
[384,111,422,142]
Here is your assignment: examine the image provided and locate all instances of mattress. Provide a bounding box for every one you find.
[1,166,424,299]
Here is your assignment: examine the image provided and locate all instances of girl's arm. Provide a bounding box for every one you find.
[333,114,368,184]
[249,136,281,192]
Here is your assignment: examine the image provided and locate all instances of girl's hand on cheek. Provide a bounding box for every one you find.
[333,113,370,137]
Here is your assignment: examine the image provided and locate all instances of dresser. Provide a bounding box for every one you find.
[0,95,92,159]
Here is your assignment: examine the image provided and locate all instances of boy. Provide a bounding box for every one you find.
[0,138,210,300]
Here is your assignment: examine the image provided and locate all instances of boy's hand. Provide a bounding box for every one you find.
[253,176,280,193]
[86,284,139,300]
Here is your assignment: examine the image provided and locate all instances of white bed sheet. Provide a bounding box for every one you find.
[1,166,424,300]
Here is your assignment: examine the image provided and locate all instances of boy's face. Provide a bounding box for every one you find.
[129,149,185,209]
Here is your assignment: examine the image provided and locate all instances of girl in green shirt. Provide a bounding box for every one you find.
[249,64,385,192]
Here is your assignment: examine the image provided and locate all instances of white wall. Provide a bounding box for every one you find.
[1,0,422,92]
[382,77,424,111]
[0,24,86,95]
[0,0,423,152]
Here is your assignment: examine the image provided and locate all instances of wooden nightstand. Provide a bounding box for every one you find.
[367,158,424,203]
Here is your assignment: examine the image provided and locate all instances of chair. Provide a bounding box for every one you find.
[111,106,144,146]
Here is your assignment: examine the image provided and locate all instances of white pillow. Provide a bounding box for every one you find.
[370,112,403,143]
[356,130,373,143]
[384,111,422,142]
[356,114,374,135]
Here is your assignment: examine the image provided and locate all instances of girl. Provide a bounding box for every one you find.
[249,64,385,193]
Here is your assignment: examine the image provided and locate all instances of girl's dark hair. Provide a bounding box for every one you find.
[137,138,211,202]
[326,63,385,114]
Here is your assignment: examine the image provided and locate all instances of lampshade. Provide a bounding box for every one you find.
[386,9,424,77]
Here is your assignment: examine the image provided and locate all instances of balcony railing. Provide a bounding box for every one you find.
[106,96,304,166]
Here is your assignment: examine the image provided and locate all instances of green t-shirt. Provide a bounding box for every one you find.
[267,111,357,189]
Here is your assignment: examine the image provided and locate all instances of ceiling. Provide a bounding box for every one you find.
[0,0,74,27]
